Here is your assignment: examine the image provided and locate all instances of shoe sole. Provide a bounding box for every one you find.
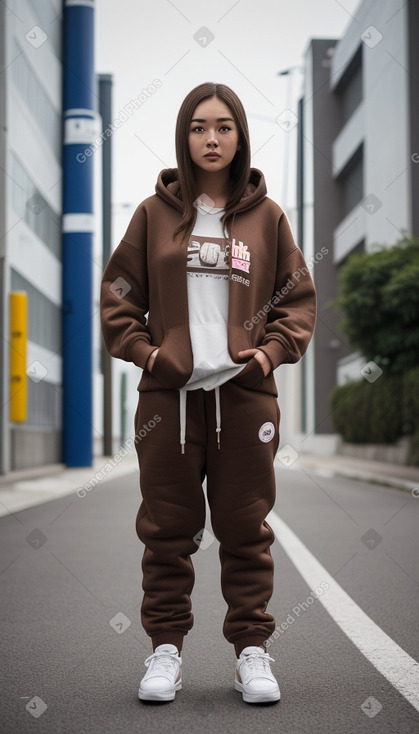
[138,679,182,702]
[234,680,280,703]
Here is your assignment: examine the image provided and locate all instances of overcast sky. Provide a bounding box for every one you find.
[95,0,362,242]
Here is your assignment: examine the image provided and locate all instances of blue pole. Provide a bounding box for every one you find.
[62,0,96,466]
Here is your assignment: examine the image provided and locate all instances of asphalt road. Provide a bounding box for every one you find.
[1,461,419,733]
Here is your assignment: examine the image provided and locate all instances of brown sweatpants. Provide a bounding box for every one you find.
[134,378,280,658]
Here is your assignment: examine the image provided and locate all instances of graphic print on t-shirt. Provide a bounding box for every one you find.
[187,236,251,285]
[230,237,251,287]
[187,236,229,276]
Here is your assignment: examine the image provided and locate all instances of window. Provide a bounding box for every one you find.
[336,143,364,217]
[26,377,62,429]
[10,38,61,159]
[27,0,62,58]
[11,269,61,354]
[10,152,61,258]
[334,45,363,128]
[338,238,366,269]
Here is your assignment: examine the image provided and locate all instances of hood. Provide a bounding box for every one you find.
[155,167,267,215]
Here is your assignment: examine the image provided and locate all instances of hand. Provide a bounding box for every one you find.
[237,349,272,377]
[146,348,159,372]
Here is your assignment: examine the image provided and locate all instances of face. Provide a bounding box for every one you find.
[188,97,240,173]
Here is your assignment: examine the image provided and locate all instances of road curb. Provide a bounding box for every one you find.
[295,460,419,494]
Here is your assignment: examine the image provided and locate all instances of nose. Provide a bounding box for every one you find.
[206,128,218,146]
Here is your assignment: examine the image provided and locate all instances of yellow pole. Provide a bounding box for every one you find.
[10,292,27,422]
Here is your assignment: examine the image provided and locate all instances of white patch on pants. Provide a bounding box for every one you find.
[258,422,275,443]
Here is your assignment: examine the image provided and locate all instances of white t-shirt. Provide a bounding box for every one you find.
[184,201,246,391]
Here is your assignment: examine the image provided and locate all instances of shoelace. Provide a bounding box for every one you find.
[240,650,275,673]
[144,650,180,676]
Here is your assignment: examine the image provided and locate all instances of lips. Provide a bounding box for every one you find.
[204,153,220,158]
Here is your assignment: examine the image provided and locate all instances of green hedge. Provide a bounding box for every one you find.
[332,239,419,374]
[329,366,419,464]
[401,366,419,435]
[408,430,419,467]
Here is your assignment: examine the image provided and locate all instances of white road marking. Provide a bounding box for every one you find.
[268,510,419,712]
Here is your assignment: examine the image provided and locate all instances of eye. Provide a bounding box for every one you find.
[190,125,232,133]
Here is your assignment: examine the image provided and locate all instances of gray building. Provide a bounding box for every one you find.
[295,0,419,455]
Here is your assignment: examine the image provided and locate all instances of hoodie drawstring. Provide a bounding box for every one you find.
[179,386,221,453]
[215,385,221,450]
[179,387,187,454]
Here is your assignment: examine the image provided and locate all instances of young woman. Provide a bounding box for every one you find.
[100,82,317,704]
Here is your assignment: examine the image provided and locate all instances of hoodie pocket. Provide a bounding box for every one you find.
[230,355,266,389]
[148,326,193,389]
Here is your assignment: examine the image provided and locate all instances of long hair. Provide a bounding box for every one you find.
[172,82,251,247]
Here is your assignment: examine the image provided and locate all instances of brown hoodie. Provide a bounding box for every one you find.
[100,167,317,397]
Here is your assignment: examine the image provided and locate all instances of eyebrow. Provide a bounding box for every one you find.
[190,117,234,123]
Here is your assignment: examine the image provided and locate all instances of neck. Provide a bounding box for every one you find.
[192,166,231,206]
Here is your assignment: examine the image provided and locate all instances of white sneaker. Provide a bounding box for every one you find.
[235,646,281,703]
[138,643,182,701]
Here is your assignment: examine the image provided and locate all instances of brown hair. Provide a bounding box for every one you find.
[172,82,251,247]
